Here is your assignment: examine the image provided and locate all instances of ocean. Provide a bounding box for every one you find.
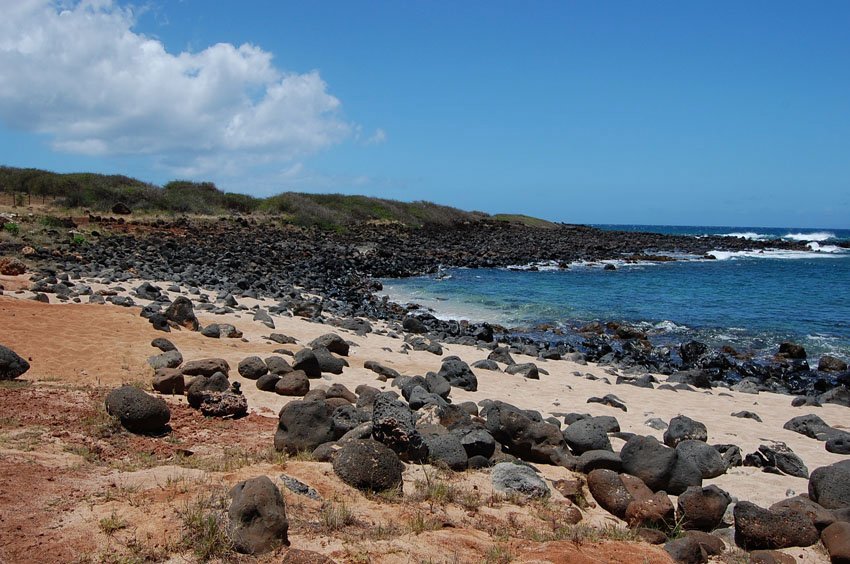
[381,226,850,362]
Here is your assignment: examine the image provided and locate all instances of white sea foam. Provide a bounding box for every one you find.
[720,232,770,241]
[707,246,847,261]
[653,320,689,332]
[784,231,835,242]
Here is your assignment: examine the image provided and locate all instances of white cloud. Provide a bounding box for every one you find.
[366,128,387,145]
[0,0,353,177]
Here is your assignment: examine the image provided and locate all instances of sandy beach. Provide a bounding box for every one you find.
[2,271,847,562]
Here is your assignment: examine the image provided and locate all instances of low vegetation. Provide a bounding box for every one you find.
[0,165,507,228]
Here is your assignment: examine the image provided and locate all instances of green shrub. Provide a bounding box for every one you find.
[2,222,20,235]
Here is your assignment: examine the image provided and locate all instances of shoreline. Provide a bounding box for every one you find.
[2,213,850,562]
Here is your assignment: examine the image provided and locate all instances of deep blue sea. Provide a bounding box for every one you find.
[382,226,850,362]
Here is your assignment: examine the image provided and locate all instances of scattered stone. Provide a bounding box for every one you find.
[460,429,496,459]
[758,443,809,478]
[821,521,850,563]
[274,371,310,396]
[228,475,289,554]
[238,356,268,380]
[620,435,677,492]
[150,337,176,352]
[199,391,248,418]
[488,347,516,365]
[491,462,550,498]
[0,344,30,380]
[677,485,731,532]
[105,385,170,434]
[363,360,401,379]
[332,439,404,492]
[255,373,280,392]
[587,394,627,411]
[186,372,230,408]
[731,411,762,422]
[826,432,850,455]
[275,400,336,454]
[424,434,468,471]
[253,309,275,329]
[734,500,819,549]
[164,296,199,330]
[676,440,726,479]
[664,415,708,448]
[265,356,294,375]
[279,475,321,501]
[0,257,27,276]
[312,347,348,375]
[471,359,501,371]
[563,417,613,455]
[783,414,833,439]
[268,333,298,345]
[293,349,321,378]
[749,550,795,564]
[809,460,850,509]
[371,394,427,461]
[147,350,183,370]
[181,358,230,377]
[152,368,184,395]
[437,357,478,391]
[505,362,540,379]
[576,450,622,473]
[664,531,724,564]
[309,333,350,356]
[818,355,848,372]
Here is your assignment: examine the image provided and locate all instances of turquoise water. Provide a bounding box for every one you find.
[382,226,850,361]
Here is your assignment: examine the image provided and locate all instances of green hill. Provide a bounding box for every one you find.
[0,165,549,229]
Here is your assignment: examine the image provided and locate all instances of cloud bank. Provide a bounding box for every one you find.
[0,0,353,177]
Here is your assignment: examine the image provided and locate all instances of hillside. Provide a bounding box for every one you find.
[0,166,538,229]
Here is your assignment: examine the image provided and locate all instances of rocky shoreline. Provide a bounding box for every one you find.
[2,211,850,561]
[14,214,848,401]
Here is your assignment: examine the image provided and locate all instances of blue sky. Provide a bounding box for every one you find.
[1,1,848,227]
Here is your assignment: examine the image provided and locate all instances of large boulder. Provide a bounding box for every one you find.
[309,334,350,356]
[228,475,289,554]
[809,460,850,509]
[783,414,833,440]
[274,371,310,396]
[0,257,27,276]
[238,357,268,380]
[675,440,726,479]
[488,347,516,366]
[164,296,199,331]
[437,357,478,392]
[620,435,678,492]
[274,400,336,454]
[332,439,403,492]
[105,385,170,434]
[491,462,550,498]
[312,347,348,375]
[186,372,230,408]
[484,401,566,464]
[663,415,708,447]
[563,417,613,455]
[677,485,731,532]
[665,455,704,496]
[152,368,184,395]
[664,531,725,564]
[424,434,468,471]
[182,358,230,377]
[821,522,850,564]
[505,363,540,380]
[371,394,427,461]
[459,429,496,459]
[198,391,248,418]
[734,500,819,549]
[818,355,848,372]
[0,344,30,380]
[778,342,807,360]
[147,350,183,370]
[757,443,808,478]
[292,349,321,379]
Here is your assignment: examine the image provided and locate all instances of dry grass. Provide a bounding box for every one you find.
[177,486,233,561]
